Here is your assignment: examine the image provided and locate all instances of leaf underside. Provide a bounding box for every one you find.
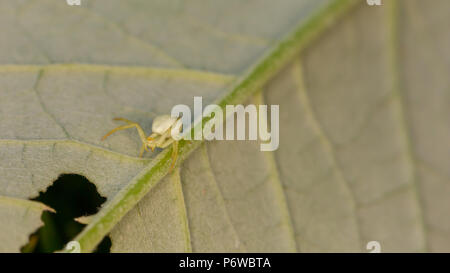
[0,0,449,252]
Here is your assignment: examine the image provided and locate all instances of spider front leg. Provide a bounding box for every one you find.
[139,143,147,158]
[102,118,149,157]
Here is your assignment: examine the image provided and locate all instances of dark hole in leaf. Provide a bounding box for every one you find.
[21,174,111,253]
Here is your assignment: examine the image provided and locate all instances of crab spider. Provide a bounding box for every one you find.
[101,115,182,170]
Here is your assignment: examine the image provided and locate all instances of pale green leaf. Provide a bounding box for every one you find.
[0,196,53,252]
[1,0,449,253]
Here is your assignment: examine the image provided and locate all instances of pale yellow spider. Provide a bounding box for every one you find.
[102,115,182,170]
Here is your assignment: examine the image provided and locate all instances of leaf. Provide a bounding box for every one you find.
[0,197,53,252]
[72,0,357,252]
[1,0,449,253]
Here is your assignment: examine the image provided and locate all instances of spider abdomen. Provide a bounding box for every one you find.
[151,115,178,134]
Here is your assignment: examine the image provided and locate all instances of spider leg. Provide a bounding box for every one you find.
[158,135,174,148]
[147,133,159,152]
[101,118,148,145]
[155,130,172,147]
[169,140,178,171]
[155,133,177,171]
[139,143,146,157]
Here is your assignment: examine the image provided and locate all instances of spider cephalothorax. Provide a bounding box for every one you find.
[102,115,182,170]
